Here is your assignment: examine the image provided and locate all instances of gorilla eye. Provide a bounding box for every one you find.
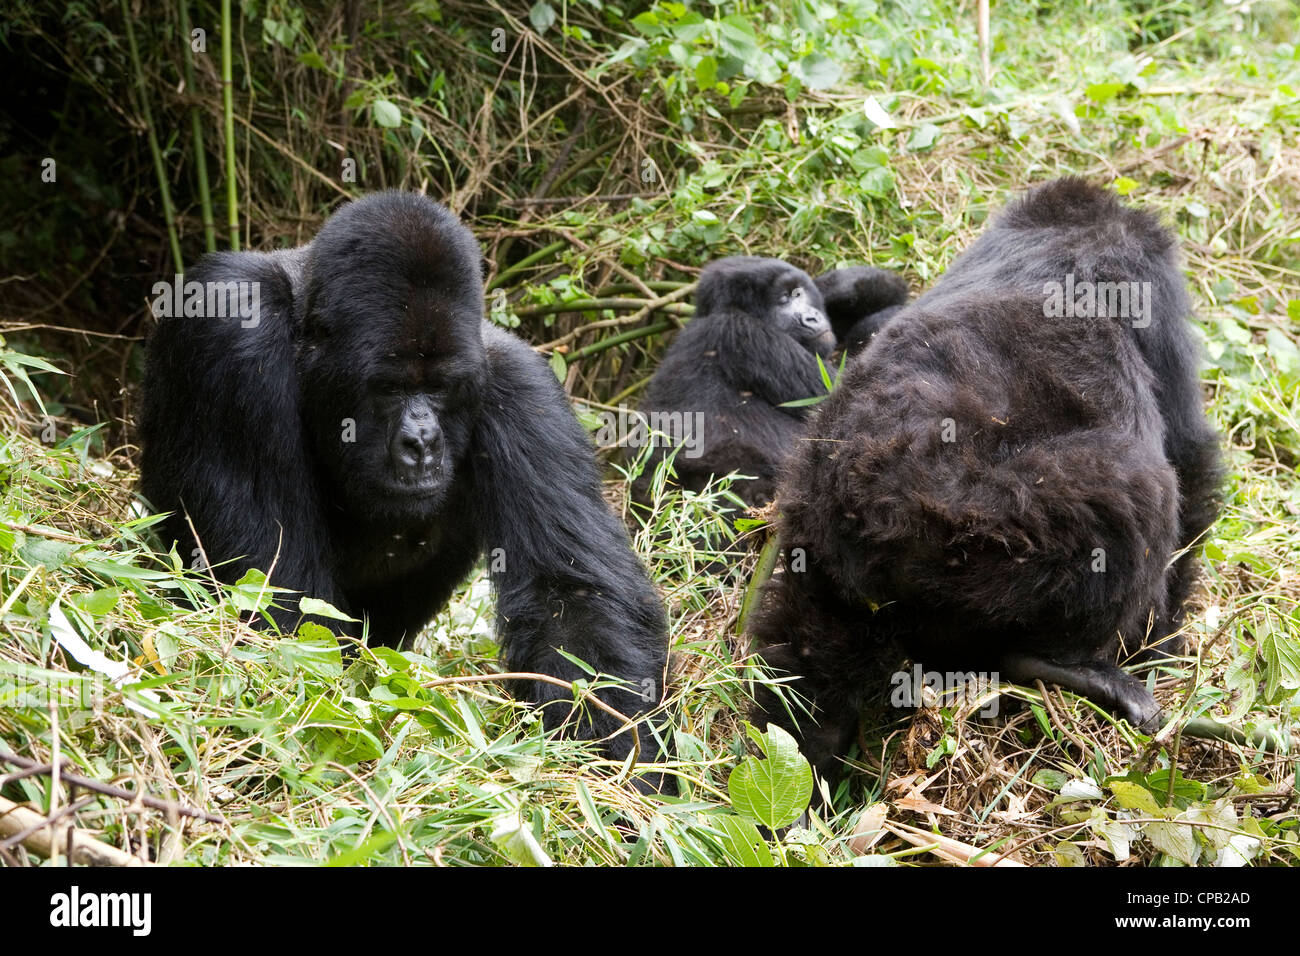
[790,287,804,299]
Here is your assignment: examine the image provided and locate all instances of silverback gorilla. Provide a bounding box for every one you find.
[140,191,668,775]
[633,257,837,510]
[752,178,1222,778]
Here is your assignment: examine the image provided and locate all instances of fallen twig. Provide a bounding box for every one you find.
[0,795,149,866]
[0,750,224,824]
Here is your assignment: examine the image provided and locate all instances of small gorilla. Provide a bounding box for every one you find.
[751,178,1222,778]
[632,257,836,511]
[140,191,668,774]
[815,265,911,354]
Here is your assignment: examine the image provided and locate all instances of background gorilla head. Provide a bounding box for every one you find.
[695,256,835,357]
[295,192,488,519]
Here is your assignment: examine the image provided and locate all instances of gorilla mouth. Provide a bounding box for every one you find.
[389,481,441,497]
[384,473,446,498]
[808,328,837,357]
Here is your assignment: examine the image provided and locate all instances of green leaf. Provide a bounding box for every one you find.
[718,15,758,61]
[1265,328,1300,377]
[262,17,296,47]
[491,809,553,866]
[1085,81,1127,103]
[715,813,774,866]
[906,122,940,151]
[728,723,813,829]
[273,634,343,680]
[630,10,661,35]
[296,695,382,763]
[1217,316,1251,345]
[1146,769,1206,803]
[1032,769,1069,791]
[1258,614,1300,700]
[528,2,556,34]
[369,646,412,671]
[296,621,335,642]
[1221,650,1257,722]
[693,55,717,90]
[297,51,327,70]
[18,537,76,570]
[1053,841,1086,866]
[1113,176,1139,196]
[372,99,402,128]
[1146,820,1200,866]
[549,350,567,382]
[924,735,956,768]
[849,145,889,173]
[857,166,894,198]
[0,523,20,554]
[69,588,119,617]
[791,53,841,90]
[1108,780,1162,814]
[299,596,360,622]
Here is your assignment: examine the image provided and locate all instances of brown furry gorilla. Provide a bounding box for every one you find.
[751,178,1222,779]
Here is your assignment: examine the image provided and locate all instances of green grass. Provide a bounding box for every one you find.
[1,0,1298,866]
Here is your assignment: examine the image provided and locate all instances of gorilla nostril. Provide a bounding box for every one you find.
[395,426,441,472]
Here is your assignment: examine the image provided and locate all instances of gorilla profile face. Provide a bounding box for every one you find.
[696,256,835,357]
[295,197,488,518]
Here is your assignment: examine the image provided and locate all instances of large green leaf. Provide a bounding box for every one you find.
[727,724,813,830]
[715,814,774,867]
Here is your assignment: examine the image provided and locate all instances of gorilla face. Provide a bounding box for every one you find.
[771,278,835,356]
[295,198,488,519]
[696,256,835,357]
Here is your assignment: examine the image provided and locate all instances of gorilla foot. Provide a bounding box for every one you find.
[999,652,1162,732]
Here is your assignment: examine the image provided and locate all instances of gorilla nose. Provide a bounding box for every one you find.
[801,309,831,334]
[393,422,442,475]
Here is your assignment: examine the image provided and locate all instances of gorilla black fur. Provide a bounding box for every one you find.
[633,257,837,509]
[141,191,668,773]
[815,265,911,354]
[751,178,1222,777]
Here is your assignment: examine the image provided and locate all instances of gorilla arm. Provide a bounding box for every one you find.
[139,250,345,633]
[814,266,910,343]
[469,325,669,765]
[715,315,832,414]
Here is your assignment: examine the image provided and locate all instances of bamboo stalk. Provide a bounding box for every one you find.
[487,239,567,292]
[569,319,674,359]
[122,0,184,273]
[179,0,216,253]
[514,298,692,321]
[221,0,240,250]
[736,532,780,636]
[0,796,149,866]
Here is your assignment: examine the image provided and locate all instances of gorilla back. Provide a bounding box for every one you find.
[752,178,1221,776]
[141,191,668,770]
